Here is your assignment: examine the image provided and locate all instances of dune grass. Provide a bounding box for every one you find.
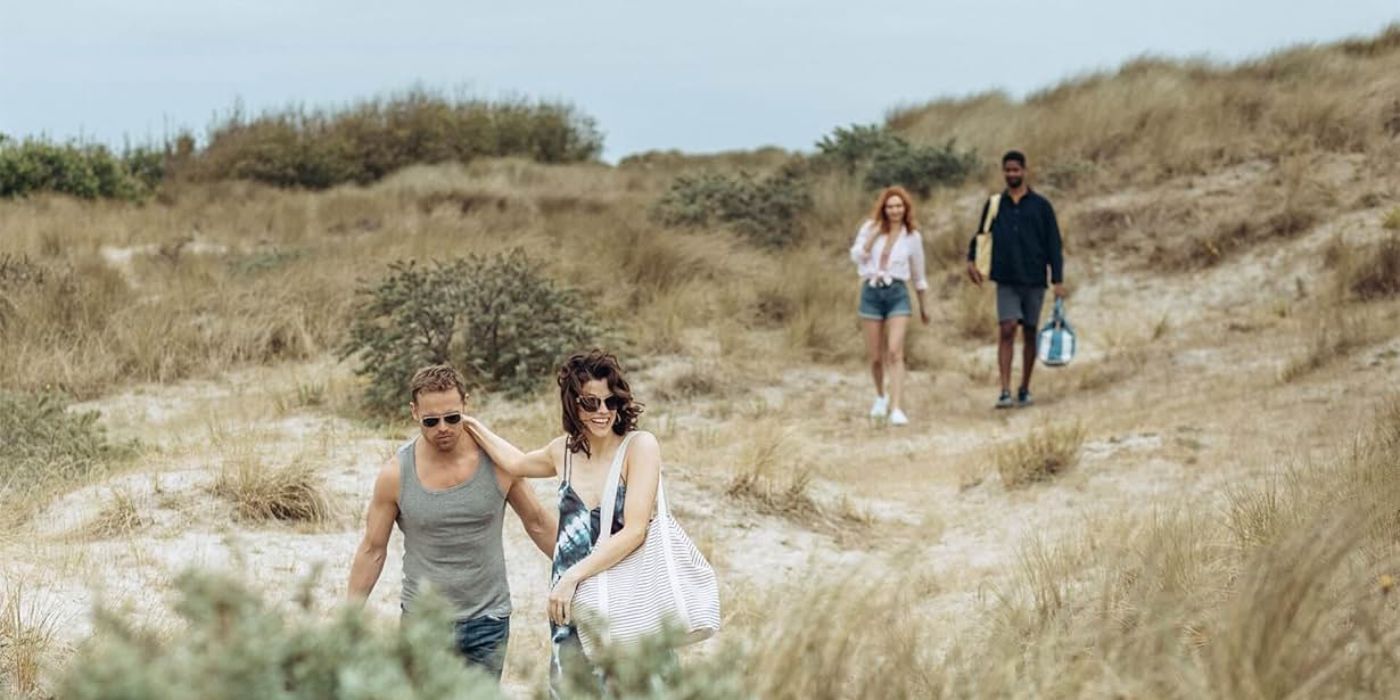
[211,454,335,526]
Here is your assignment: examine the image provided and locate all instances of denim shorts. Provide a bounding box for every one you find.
[858,280,912,320]
[453,614,510,680]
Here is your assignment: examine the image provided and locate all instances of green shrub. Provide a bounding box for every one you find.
[55,568,749,699]
[340,250,595,416]
[195,91,603,189]
[652,168,812,248]
[815,124,977,197]
[0,137,155,200]
[814,124,907,174]
[120,145,170,191]
[0,391,131,503]
[57,570,501,700]
[862,139,978,197]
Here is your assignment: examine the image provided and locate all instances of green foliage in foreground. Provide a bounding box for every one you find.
[55,570,743,700]
[57,571,500,700]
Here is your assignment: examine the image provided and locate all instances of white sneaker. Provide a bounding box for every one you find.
[869,395,889,419]
[889,408,909,426]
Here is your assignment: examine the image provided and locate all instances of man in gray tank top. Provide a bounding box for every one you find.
[348,364,556,681]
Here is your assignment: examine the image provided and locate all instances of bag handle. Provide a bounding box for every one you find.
[590,431,679,629]
[979,194,1001,234]
[596,432,657,547]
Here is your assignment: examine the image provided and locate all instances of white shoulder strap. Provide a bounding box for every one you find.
[596,432,662,546]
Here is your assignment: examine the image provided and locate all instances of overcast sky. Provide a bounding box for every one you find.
[2,2,1396,161]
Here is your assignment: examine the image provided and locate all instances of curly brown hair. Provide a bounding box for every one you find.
[557,350,643,457]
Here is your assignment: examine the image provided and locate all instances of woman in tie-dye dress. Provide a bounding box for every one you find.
[464,350,662,694]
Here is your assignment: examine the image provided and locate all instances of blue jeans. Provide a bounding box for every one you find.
[454,615,510,681]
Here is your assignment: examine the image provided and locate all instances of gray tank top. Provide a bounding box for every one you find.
[396,439,511,621]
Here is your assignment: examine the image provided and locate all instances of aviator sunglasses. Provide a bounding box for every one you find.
[576,395,624,413]
[419,412,464,428]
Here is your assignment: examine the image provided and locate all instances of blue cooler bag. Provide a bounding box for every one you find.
[1037,298,1076,367]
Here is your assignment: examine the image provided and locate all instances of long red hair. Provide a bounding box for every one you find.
[865,186,917,252]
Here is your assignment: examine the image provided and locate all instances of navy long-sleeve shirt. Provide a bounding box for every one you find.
[966,189,1064,288]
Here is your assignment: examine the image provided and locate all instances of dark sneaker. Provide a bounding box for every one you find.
[995,390,1014,409]
[1017,388,1034,407]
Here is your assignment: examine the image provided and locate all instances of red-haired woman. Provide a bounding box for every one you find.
[463,351,662,694]
[850,186,930,426]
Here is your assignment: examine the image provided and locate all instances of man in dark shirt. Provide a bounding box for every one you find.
[966,150,1066,409]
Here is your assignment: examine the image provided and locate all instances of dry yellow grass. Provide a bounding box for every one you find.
[891,25,1400,188]
[211,454,335,526]
[0,583,60,697]
[1383,207,1400,231]
[73,489,147,541]
[1278,310,1378,383]
[995,423,1086,488]
[725,423,818,516]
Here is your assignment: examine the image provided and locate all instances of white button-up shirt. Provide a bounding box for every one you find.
[849,220,929,291]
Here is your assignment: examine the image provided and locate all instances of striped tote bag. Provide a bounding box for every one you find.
[573,435,721,660]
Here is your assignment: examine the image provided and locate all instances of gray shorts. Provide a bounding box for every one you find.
[996,284,1046,327]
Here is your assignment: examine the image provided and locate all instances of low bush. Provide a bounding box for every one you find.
[863,139,979,197]
[652,168,812,248]
[55,567,752,699]
[194,91,603,189]
[814,123,978,196]
[341,250,595,416]
[813,124,907,174]
[0,137,158,200]
[0,391,131,505]
[56,571,501,700]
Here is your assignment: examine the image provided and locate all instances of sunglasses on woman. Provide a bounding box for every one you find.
[419,412,464,428]
[576,395,624,413]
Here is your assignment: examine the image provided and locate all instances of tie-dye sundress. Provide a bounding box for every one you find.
[549,443,626,695]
